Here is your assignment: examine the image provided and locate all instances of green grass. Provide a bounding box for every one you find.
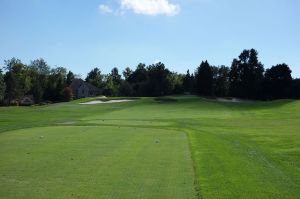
[0,96,300,198]
[0,126,195,199]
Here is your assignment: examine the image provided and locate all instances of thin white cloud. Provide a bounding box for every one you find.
[121,0,180,16]
[98,0,180,16]
[99,4,113,14]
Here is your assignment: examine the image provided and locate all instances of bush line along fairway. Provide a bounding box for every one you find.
[0,96,300,199]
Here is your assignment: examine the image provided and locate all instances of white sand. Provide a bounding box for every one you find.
[80,99,134,105]
[96,96,107,99]
[216,98,253,103]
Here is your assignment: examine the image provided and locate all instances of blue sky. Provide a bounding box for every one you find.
[0,0,299,77]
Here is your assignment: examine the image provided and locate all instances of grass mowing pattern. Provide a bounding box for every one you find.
[0,126,196,199]
[1,96,300,198]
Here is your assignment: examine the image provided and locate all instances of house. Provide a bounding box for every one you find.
[20,95,35,106]
[70,79,102,99]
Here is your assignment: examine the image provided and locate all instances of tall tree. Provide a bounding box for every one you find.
[123,67,133,81]
[240,49,264,98]
[195,61,213,96]
[4,58,22,71]
[66,71,75,86]
[119,80,133,96]
[289,79,300,99]
[229,49,264,99]
[146,62,172,96]
[229,59,241,97]
[30,58,50,75]
[110,67,122,85]
[215,66,230,97]
[3,58,31,104]
[85,67,104,88]
[28,59,50,103]
[264,64,292,99]
[128,63,148,83]
[127,63,148,96]
[103,67,122,96]
[183,70,194,93]
[168,72,184,94]
[103,75,116,96]
[0,69,6,102]
[44,67,67,101]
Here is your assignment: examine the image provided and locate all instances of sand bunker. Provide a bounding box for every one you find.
[215,98,253,103]
[80,99,134,105]
[216,98,243,103]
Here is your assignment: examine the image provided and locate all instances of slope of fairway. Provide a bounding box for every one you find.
[1,96,300,199]
[187,100,300,199]
[0,126,196,199]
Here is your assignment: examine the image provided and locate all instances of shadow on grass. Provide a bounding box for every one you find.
[201,96,298,111]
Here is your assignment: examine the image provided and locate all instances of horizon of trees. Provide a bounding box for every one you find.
[1,48,300,105]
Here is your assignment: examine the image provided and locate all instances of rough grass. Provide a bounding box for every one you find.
[0,96,300,199]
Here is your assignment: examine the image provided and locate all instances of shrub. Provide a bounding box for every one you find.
[62,87,73,102]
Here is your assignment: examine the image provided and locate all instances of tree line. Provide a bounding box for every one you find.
[0,49,299,105]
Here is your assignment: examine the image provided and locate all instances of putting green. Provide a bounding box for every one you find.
[0,126,196,199]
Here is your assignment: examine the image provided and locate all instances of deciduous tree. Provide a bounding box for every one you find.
[3,58,31,104]
[229,49,264,99]
[264,64,292,99]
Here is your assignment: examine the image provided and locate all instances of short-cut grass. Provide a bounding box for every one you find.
[0,96,300,198]
[0,126,196,199]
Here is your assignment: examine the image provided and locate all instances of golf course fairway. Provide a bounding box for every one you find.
[0,96,299,199]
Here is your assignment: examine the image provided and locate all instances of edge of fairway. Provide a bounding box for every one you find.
[185,129,202,199]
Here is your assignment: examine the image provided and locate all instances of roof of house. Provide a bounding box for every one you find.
[21,95,34,100]
[20,95,35,105]
[70,79,102,92]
